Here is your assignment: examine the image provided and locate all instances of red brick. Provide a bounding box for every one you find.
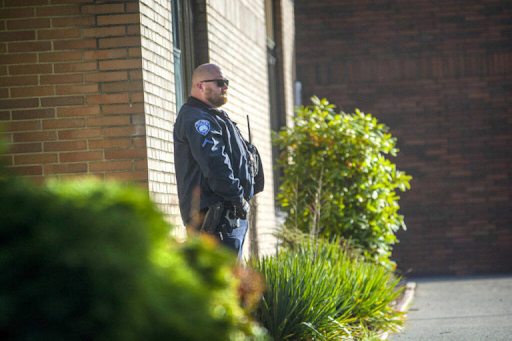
[130,92,143,103]
[99,59,141,71]
[102,103,143,115]
[54,39,96,51]
[126,2,139,13]
[5,0,48,6]
[97,14,140,26]
[14,131,56,143]
[12,108,55,120]
[44,163,87,174]
[42,118,85,130]
[84,49,127,60]
[37,5,80,17]
[52,16,95,28]
[134,159,147,170]
[81,3,124,14]
[58,128,100,140]
[56,84,98,95]
[132,136,146,147]
[44,140,87,152]
[11,86,54,98]
[86,93,130,105]
[7,18,50,30]
[101,81,143,93]
[9,64,52,75]
[129,70,142,80]
[3,120,41,132]
[0,111,10,120]
[0,53,37,65]
[90,160,132,172]
[82,26,125,38]
[0,98,39,110]
[41,74,83,85]
[128,47,141,57]
[0,8,35,19]
[51,0,93,4]
[14,153,58,165]
[105,170,148,182]
[0,89,8,99]
[88,138,131,149]
[57,106,100,117]
[0,31,35,42]
[98,36,140,49]
[126,25,140,35]
[9,41,52,53]
[41,96,84,107]
[103,125,145,138]
[38,28,81,40]
[105,148,146,160]
[87,115,130,127]
[131,114,146,125]
[8,165,42,176]
[54,62,97,73]
[0,44,5,54]
[84,71,128,83]
[39,51,82,62]
[6,143,42,154]
[60,151,103,162]
[0,76,38,87]
[0,66,7,76]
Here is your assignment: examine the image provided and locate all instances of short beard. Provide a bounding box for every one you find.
[206,88,227,108]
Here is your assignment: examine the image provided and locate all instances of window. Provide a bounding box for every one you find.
[172,0,197,110]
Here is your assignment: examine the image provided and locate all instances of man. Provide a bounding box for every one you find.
[173,63,263,259]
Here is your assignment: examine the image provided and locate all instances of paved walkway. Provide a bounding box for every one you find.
[389,275,512,341]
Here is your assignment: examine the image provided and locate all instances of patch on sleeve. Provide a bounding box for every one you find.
[195,119,210,136]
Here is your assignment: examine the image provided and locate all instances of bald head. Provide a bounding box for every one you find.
[191,63,222,87]
[190,63,228,108]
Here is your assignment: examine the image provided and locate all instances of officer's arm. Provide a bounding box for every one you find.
[185,118,244,202]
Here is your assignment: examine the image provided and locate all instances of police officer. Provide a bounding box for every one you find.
[173,63,263,260]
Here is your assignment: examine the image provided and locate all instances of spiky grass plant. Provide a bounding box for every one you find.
[252,237,404,340]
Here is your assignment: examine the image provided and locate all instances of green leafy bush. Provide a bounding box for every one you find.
[0,176,265,340]
[252,237,404,340]
[273,97,411,266]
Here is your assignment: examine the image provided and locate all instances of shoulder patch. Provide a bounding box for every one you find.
[195,119,210,136]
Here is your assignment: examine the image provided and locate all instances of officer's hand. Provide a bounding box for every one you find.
[234,198,250,220]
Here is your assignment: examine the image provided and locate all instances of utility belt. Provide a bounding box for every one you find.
[200,202,240,240]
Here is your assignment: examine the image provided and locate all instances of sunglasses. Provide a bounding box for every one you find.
[201,79,229,87]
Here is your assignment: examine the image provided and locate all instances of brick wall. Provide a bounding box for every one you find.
[138,0,181,230]
[0,0,147,185]
[295,0,512,276]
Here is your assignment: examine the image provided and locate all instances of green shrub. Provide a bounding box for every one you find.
[273,97,411,266]
[252,237,404,340]
[0,177,265,340]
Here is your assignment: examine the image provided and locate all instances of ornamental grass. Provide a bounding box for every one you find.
[252,237,404,340]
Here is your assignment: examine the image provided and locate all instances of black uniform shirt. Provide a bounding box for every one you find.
[173,97,253,225]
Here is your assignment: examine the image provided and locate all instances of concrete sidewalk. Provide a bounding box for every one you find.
[389,275,512,340]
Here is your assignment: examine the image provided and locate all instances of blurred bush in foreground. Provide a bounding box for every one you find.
[0,175,265,341]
